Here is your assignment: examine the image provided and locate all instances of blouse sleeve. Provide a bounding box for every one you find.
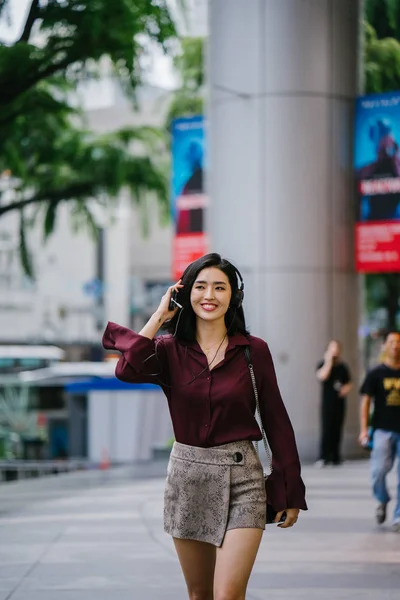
[102,321,170,387]
[255,339,307,511]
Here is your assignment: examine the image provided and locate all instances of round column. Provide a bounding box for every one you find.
[208,0,361,460]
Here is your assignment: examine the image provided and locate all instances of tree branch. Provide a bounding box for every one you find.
[0,55,74,107]
[38,54,75,83]
[0,181,97,217]
[18,0,40,43]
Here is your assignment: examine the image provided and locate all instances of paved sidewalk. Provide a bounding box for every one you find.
[0,460,399,599]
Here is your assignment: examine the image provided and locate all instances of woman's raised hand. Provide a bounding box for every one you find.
[155,280,184,323]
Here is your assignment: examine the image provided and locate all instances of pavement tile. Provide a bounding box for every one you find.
[0,578,19,593]
[0,544,47,566]
[18,559,183,591]
[249,571,400,590]
[0,460,399,600]
[249,590,399,600]
[10,592,187,600]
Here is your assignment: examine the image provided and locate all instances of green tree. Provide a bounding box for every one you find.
[365,274,400,331]
[364,23,400,93]
[366,0,400,39]
[166,36,204,126]
[0,0,178,275]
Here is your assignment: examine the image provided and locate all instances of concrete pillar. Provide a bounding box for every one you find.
[208,0,360,460]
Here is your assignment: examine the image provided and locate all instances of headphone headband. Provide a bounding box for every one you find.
[233,265,244,291]
[232,264,244,308]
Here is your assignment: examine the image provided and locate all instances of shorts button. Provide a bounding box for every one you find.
[233,452,243,463]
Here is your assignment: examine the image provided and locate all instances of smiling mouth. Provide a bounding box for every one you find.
[200,303,218,311]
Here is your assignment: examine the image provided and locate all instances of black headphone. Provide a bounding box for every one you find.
[170,263,245,311]
[230,265,245,308]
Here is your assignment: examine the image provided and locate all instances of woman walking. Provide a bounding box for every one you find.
[103,253,307,600]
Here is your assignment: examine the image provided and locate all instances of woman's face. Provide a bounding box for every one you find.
[190,267,232,323]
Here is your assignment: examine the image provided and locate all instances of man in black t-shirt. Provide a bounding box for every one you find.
[316,340,352,466]
[359,331,400,532]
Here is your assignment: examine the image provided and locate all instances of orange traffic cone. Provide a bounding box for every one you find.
[100,448,110,471]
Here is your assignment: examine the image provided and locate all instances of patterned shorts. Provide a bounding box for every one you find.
[164,440,266,547]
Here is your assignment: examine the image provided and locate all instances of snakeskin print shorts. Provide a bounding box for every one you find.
[164,440,266,547]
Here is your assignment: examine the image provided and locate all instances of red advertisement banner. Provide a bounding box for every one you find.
[355,222,400,272]
[173,233,209,281]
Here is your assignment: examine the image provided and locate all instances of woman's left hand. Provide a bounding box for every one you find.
[275,508,300,528]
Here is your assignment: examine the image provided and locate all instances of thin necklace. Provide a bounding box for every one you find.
[199,334,228,369]
[198,333,227,355]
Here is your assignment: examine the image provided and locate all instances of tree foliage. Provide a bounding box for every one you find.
[166,36,204,125]
[364,0,400,93]
[365,22,400,93]
[366,0,400,39]
[0,0,178,276]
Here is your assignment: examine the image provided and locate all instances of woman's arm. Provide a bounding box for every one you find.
[102,322,166,384]
[102,281,183,384]
[139,281,183,339]
[139,313,167,340]
[254,339,307,512]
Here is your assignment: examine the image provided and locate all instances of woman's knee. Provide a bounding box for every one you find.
[188,587,214,600]
[214,588,244,600]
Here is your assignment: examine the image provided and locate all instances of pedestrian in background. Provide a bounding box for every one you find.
[359,331,400,532]
[103,253,307,600]
[316,340,352,467]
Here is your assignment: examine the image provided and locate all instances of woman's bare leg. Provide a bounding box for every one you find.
[173,537,216,600]
[213,528,263,600]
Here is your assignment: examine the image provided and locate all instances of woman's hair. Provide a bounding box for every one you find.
[163,253,249,342]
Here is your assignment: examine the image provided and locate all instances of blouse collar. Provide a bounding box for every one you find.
[181,332,250,354]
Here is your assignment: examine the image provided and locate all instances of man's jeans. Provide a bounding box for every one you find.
[371,429,400,522]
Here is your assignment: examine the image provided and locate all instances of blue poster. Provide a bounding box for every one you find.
[171,116,208,279]
[171,115,205,230]
[355,91,400,222]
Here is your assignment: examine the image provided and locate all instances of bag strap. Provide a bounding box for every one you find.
[244,347,273,474]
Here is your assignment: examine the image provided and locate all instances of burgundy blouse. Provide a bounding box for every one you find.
[102,322,307,511]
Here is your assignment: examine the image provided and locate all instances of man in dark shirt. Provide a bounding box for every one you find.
[359,331,400,532]
[316,340,352,466]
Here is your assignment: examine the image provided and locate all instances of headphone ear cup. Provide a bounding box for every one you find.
[235,289,244,308]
